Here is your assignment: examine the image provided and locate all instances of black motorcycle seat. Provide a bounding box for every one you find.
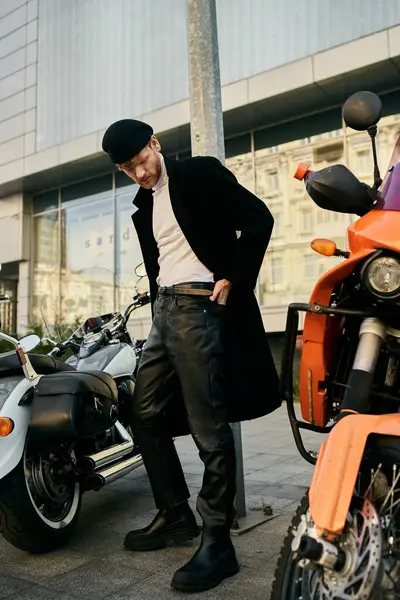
[0,352,76,378]
[34,370,118,404]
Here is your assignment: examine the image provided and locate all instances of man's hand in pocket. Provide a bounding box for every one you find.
[210,279,232,305]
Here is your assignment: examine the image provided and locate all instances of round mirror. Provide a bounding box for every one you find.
[19,334,41,353]
[135,262,147,278]
[342,91,382,131]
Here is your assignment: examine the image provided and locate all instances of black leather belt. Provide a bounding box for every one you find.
[158,282,214,297]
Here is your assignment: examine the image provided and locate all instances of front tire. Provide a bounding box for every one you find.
[0,446,81,553]
[271,440,400,600]
[271,494,309,600]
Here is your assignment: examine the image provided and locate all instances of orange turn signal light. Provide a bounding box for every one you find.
[0,417,14,437]
[311,238,337,257]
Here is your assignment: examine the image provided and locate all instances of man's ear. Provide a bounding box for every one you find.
[150,135,161,152]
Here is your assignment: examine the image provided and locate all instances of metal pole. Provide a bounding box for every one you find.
[186,0,225,161]
[186,0,246,520]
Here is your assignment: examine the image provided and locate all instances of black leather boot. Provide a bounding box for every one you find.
[124,503,200,551]
[171,532,239,593]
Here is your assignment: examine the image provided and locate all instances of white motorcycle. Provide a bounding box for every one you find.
[0,265,150,553]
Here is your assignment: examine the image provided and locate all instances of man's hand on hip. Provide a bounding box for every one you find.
[210,279,232,305]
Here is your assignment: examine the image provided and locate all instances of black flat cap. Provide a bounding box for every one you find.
[102,119,154,164]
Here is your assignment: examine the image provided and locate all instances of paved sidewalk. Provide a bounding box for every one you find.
[0,406,325,600]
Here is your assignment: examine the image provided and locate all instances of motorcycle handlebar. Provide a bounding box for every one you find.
[133,291,150,303]
[49,338,81,357]
[66,339,82,353]
[48,293,152,357]
[123,292,151,326]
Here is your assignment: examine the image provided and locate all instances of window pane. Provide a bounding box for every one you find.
[355,149,371,175]
[225,134,251,159]
[267,170,279,193]
[32,212,60,324]
[61,175,112,208]
[61,268,115,326]
[271,256,283,285]
[299,208,313,234]
[255,158,280,198]
[304,255,317,279]
[33,189,58,214]
[272,212,282,237]
[115,169,134,189]
[116,187,142,282]
[226,149,254,192]
[116,187,151,319]
[60,195,115,324]
[254,108,342,150]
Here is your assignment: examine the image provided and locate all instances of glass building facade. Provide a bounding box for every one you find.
[32,172,147,327]
[31,102,400,332]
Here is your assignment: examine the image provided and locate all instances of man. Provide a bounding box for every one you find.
[102,119,280,593]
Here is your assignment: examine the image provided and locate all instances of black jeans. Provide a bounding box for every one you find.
[132,286,236,535]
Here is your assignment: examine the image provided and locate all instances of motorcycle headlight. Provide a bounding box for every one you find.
[363,255,400,298]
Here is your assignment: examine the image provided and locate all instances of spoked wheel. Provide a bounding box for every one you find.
[0,444,81,553]
[271,440,400,600]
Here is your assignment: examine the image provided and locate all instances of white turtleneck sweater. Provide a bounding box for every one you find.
[152,154,214,287]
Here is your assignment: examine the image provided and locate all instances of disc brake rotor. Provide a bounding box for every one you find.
[304,499,382,600]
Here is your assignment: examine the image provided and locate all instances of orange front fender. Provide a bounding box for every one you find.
[309,413,400,536]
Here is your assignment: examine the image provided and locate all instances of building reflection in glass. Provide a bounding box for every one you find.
[32,111,400,333]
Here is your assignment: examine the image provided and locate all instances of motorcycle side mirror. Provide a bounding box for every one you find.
[19,334,41,353]
[135,263,147,278]
[342,91,382,131]
[343,91,383,189]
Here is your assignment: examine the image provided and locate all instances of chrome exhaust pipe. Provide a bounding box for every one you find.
[76,422,134,474]
[86,454,143,490]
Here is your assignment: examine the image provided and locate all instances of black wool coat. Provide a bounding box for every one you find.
[131,155,281,436]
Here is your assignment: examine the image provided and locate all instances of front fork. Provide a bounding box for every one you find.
[338,317,387,419]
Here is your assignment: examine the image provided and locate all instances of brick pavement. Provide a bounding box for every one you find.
[0,406,325,600]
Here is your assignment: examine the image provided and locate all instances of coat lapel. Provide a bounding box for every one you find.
[132,185,152,210]
[131,187,153,231]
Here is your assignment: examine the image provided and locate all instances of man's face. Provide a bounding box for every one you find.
[118,140,161,189]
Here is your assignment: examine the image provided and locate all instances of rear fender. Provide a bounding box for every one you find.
[309,413,400,536]
[0,378,33,479]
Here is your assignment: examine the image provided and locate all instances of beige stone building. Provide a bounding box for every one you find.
[221,113,400,332]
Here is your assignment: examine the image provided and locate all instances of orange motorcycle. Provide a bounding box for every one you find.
[271,91,400,600]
